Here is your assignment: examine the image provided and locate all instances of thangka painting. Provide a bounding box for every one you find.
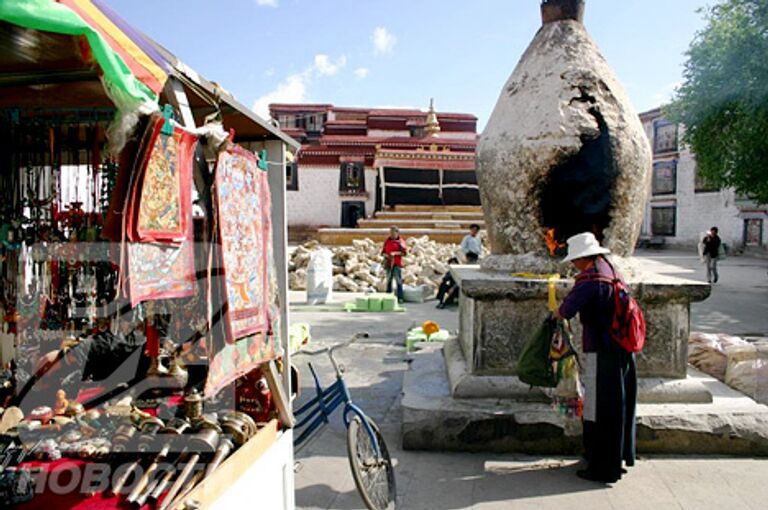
[204,328,278,398]
[126,221,196,307]
[205,183,281,397]
[127,121,196,243]
[214,146,272,342]
[121,117,197,306]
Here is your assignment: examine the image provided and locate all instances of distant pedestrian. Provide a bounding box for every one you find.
[702,226,722,283]
[460,224,482,263]
[554,232,637,484]
[382,226,407,302]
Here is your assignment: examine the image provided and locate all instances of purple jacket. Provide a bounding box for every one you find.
[558,257,616,352]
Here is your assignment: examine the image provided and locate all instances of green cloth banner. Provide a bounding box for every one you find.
[0,0,157,110]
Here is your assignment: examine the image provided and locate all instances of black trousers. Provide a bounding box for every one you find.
[436,277,458,305]
[582,341,637,480]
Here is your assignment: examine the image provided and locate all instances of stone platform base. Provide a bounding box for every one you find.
[444,337,713,403]
[402,343,768,455]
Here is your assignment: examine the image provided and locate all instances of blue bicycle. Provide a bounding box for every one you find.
[293,332,396,510]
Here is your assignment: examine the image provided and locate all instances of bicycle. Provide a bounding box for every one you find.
[293,332,396,510]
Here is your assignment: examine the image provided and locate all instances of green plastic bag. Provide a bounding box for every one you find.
[517,318,558,388]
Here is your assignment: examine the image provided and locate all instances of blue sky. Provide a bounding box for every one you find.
[108,0,710,128]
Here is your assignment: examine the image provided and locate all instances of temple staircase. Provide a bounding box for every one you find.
[317,205,485,245]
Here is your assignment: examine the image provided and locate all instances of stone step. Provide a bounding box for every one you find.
[393,205,482,213]
[358,219,485,230]
[317,228,466,246]
[374,211,485,220]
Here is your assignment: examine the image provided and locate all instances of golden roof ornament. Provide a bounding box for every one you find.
[424,98,441,137]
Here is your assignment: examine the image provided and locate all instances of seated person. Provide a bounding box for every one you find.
[15,320,147,411]
[436,258,460,309]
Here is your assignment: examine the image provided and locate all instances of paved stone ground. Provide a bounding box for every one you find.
[635,249,768,336]
[290,250,768,510]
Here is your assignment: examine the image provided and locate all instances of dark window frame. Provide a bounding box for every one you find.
[339,162,366,193]
[651,206,677,236]
[652,160,677,195]
[694,165,719,193]
[653,120,678,154]
[743,218,764,247]
[286,162,298,191]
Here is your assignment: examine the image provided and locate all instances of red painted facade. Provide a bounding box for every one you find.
[269,103,478,170]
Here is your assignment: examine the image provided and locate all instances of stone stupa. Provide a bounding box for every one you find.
[401,0,768,456]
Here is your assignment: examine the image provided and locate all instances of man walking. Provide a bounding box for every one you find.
[382,226,407,302]
[703,226,722,283]
[460,224,482,263]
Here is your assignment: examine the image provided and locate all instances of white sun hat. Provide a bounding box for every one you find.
[562,232,610,263]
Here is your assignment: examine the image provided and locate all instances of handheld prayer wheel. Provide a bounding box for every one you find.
[111,418,171,496]
[112,423,139,454]
[125,417,175,503]
[184,389,203,422]
[203,437,234,478]
[158,428,220,510]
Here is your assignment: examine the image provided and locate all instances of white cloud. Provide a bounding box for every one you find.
[651,81,682,107]
[255,0,278,7]
[314,54,347,76]
[372,27,396,56]
[354,67,370,79]
[253,74,307,118]
[253,53,347,118]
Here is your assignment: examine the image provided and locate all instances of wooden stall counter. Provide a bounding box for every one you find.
[176,419,294,510]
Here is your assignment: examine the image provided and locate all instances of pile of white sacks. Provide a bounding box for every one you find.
[289,237,484,294]
[688,332,768,404]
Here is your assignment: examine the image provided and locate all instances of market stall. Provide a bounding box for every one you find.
[0,1,298,508]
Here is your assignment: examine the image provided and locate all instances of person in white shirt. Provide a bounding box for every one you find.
[460,224,482,263]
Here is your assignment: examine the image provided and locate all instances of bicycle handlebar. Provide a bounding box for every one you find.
[294,332,369,357]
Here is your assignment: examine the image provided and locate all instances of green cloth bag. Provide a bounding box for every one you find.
[517,318,558,388]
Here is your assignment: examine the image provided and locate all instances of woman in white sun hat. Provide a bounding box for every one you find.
[554,232,637,484]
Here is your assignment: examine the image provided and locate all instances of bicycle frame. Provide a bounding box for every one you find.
[292,346,382,456]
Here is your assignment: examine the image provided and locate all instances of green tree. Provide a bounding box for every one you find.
[667,0,768,204]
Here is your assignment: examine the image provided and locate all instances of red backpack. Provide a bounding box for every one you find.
[575,258,646,353]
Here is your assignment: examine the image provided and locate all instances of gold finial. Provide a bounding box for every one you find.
[424,98,441,138]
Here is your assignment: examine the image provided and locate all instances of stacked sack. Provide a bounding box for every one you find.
[288,237,487,295]
[688,332,768,404]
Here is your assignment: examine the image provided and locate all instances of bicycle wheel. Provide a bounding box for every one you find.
[346,415,396,510]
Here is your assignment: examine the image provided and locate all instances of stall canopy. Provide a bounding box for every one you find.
[0,0,298,146]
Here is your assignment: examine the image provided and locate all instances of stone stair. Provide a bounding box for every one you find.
[317,205,485,245]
